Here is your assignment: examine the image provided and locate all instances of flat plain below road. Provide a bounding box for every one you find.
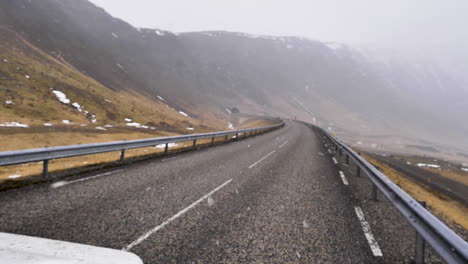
[1,121,395,263]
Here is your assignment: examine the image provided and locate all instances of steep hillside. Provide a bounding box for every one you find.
[1,0,467,156]
[0,25,228,148]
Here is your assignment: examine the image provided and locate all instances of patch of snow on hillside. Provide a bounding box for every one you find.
[156,143,178,149]
[3,59,8,62]
[62,120,71,124]
[228,123,234,130]
[8,174,22,179]
[225,108,232,114]
[5,100,13,105]
[178,111,188,117]
[417,163,440,168]
[44,123,53,127]
[406,161,412,165]
[104,125,113,128]
[90,115,97,123]
[52,90,70,104]
[112,32,118,38]
[461,168,468,172]
[116,63,124,70]
[96,126,107,131]
[135,27,142,32]
[186,127,194,131]
[72,102,83,112]
[25,75,30,79]
[105,99,112,103]
[0,122,29,128]
[155,30,164,36]
[126,122,141,127]
[157,96,165,101]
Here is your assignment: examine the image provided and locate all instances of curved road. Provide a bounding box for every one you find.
[0,121,410,263]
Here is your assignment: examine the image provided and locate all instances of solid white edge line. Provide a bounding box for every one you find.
[332,157,338,164]
[278,140,289,149]
[248,150,276,169]
[123,178,233,251]
[51,169,124,188]
[339,171,349,185]
[354,207,383,257]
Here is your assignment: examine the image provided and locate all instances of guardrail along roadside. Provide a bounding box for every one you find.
[0,121,285,184]
[301,121,468,264]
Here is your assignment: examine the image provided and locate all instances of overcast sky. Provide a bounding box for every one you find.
[89,0,467,60]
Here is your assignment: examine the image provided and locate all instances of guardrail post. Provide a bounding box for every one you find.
[235,133,239,140]
[372,184,378,201]
[120,149,126,161]
[164,143,169,153]
[193,139,197,147]
[345,154,349,165]
[42,160,49,178]
[211,137,215,144]
[339,148,342,157]
[224,135,228,141]
[415,201,427,264]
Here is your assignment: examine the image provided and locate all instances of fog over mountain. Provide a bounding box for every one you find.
[1,0,467,156]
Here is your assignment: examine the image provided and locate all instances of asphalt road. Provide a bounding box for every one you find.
[0,121,413,263]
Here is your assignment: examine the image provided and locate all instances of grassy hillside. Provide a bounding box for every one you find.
[0,26,230,149]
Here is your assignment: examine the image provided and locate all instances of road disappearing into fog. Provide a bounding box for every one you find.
[0,121,430,263]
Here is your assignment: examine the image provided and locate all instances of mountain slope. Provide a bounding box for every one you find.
[1,0,467,155]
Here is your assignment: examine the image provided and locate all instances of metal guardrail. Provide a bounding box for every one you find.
[0,122,284,177]
[305,122,468,264]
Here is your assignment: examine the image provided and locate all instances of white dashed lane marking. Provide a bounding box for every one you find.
[124,178,233,251]
[354,207,383,257]
[339,171,349,185]
[249,150,276,169]
[278,141,289,149]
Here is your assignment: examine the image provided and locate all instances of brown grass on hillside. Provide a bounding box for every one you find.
[362,154,468,232]
[423,167,468,186]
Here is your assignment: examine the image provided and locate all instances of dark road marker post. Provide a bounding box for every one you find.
[416,201,427,264]
[42,159,49,178]
[120,149,125,161]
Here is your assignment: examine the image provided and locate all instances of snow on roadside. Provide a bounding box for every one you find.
[462,168,468,172]
[225,108,232,114]
[44,123,53,127]
[186,127,194,131]
[8,174,22,179]
[417,163,440,168]
[157,96,165,101]
[5,100,13,105]
[62,120,71,124]
[156,143,178,148]
[178,111,188,117]
[95,126,107,131]
[124,118,132,122]
[0,122,29,128]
